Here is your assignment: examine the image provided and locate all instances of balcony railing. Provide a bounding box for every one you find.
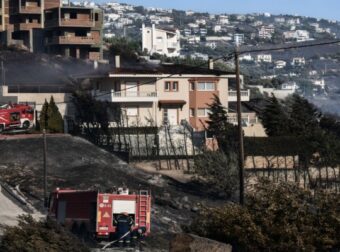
[45,18,94,28]
[48,35,99,45]
[61,18,93,27]
[94,90,158,103]
[19,5,41,14]
[228,89,250,102]
[15,22,42,30]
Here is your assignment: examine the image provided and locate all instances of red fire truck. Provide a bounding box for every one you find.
[48,188,151,240]
[0,104,34,133]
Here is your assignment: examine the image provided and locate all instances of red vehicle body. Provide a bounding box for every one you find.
[0,104,34,132]
[48,188,151,239]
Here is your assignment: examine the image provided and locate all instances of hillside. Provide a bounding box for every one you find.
[0,134,225,251]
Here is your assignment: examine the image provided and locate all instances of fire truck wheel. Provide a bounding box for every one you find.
[79,223,88,240]
[0,125,3,133]
[22,121,30,129]
[71,222,79,234]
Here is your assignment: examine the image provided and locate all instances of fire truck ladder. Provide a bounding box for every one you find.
[138,190,149,228]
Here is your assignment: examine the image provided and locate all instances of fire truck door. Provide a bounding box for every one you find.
[57,201,66,224]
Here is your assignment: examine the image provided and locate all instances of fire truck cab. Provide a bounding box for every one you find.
[48,188,151,240]
[0,104,34,132]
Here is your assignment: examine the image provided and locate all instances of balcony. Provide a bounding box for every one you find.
[228,113,258,126]
[48,35,99,45]
[19,6,41,14]
[94,90,158,103]
[167,41,178,49]
[228,89,250,102]
[45,18,94,28]
[14,22,42,30]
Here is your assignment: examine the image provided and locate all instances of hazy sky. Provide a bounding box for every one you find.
[110,0,340,21]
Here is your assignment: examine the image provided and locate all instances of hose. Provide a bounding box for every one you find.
[101,230,131,250]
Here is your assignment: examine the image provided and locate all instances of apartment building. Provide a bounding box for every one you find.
[44,6,103,60]
[142,23,180,57]
[92,58,250,133]
[0,0,102,60]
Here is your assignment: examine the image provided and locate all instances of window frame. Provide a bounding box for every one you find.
[196,108,210,117]
[196,82,215,91]
[164,81,179,92]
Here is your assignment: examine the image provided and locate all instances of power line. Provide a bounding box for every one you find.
[11,39,340,106]
[239,39,340,55]
[93,52,236,98]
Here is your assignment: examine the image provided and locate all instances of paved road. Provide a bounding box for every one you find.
[0,188,26,234]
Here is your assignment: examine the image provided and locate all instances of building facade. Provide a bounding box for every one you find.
[0,0,102,60]
[92,59,250,133]
[142,23,180,57]
[44,6,103,60]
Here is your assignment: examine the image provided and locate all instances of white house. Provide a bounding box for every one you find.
[281,82,299,90]
[283,30,310,42]
[275,60,287,69]
[239,54,253,61]
[234,33,245,46]
[291,57,306,66]
[258,25,275,39]
[256,54,272,63]
[142,24,181,57]
[312,79,326,89]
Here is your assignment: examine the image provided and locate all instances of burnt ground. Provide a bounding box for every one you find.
[0,134,226,251]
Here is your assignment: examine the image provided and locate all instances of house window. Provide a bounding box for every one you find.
[126,107,138,116]
[197,108,210,117]
[95,13,99,21]
[205,130,214,139]
[163,108,168,124]
[164,81,178,92]
[190,108,195,117]
[190,82,195,91]
[197,82,215,91]
[164,82,171,91]
[172,82,178,91]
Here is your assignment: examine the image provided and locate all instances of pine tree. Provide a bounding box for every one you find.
[39,99,49,131]
[260,95,290,136]
[289,94,320,135]
[47,96,64,133]
[207,94,238,154]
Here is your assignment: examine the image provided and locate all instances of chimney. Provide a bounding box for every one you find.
[93,60,98,70]
[208,57,214,70]
[115,55,120,69]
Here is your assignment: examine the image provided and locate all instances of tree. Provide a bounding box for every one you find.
[108,37,141,61]
[39,99,49,130]
[289,94,320,135]
[206,94,238,154]
[0,215,89,252]
[260,94,290,136]
[47,96,64,133]
[189,180,340,251]
[194,151,238,197]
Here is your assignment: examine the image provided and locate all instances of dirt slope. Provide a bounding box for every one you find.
[0,134,225,251]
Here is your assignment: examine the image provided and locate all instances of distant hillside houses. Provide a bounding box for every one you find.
[283,30,313,42]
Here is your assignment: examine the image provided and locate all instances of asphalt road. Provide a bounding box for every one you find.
[0,188,26,234]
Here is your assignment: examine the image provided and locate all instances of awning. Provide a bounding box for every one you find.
[158,100,186,106]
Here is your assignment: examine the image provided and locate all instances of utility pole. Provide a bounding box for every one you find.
[43,129,48,208]
[235,48,245,205]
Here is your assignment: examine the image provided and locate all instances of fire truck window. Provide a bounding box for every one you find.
[25,109,34,114]
[10,112,20,122]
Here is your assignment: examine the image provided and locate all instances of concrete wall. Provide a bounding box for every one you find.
[0,86,71,118]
